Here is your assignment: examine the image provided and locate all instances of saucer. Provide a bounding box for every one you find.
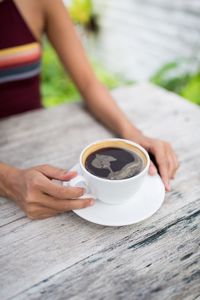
[65,164,165,226]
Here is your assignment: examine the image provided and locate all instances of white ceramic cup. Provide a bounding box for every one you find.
[69,138,150,205]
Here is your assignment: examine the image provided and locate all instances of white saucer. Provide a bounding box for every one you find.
[67,164,165,227]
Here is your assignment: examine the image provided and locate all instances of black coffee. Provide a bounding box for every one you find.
[85,147,145,180]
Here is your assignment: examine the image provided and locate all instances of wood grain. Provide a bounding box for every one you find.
[0,83,200,300]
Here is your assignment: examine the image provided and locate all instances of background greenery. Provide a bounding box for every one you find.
[42,41,200,107]
[41,40,127,107]
[42,0,200,107]
[151,60,200,105]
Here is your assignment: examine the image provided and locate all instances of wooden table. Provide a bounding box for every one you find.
[0,83,200,300]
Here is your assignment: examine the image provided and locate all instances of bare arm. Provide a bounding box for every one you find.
[0,163,19,199]
[44,0,140,137]
[43,0,179,191]
[0,0,179,218]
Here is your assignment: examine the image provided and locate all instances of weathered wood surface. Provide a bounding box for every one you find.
[0,83,200,300]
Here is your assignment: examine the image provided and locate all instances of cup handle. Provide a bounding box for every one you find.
[63,174,95,199]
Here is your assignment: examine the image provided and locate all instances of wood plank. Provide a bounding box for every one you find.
[0,84,200,299]
[13,205,200,300]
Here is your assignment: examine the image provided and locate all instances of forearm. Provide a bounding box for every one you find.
[44,3,143,142]
[81,79,144,140]
[0,163,19,200]
[44,2,142,140]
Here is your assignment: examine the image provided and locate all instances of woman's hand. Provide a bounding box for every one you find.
[1,164,94,220]
[128,134,179,191]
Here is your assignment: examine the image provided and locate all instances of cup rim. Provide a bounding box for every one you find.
[79,138,150,183]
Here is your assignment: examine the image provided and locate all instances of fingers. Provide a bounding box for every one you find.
[166,150,174,179]
[150,142,171,191]
[39,194,94,211]
[26,205,58,220]
[171,152,179,178]
[149,161,157,176]
[26,195,94,220]
[150,141,179,191]
[39,176,85,199]
[33,166,84,199]
[62,171,77,180]
[22,164,96,220]
[157,156,170,191]
[166,144,179,179]
[35,164,77,181]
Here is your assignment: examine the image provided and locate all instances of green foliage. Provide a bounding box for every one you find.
[181,73,200,105]
[41,40,125,107]
[69,0,93,25]
[151,60,200,105]
[41,41,79,107]
[42,41,199,108]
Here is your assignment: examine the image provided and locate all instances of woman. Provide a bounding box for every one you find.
[0,0,179,219]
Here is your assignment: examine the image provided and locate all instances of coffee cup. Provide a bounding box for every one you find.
[68,138,150,205]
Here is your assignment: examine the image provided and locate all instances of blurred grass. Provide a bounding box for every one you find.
[42,40,200,107]
[41,40,126,108]
[151,60,200,105]
[69,0,93,25]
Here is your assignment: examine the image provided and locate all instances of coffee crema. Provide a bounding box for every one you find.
[85,146,145,180]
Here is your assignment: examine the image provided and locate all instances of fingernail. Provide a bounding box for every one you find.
[165,182,171,192]
[62,171,69,176]
[89,199,95,206]
[62,169,68,173]
[65,171,77,176]
[149,166,157,176]
[152,168,157,175]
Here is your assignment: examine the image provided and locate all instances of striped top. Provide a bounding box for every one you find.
[0,42,41,84]
[0,0,42,118]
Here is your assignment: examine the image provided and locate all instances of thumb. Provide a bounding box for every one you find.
[36,164,77,181]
